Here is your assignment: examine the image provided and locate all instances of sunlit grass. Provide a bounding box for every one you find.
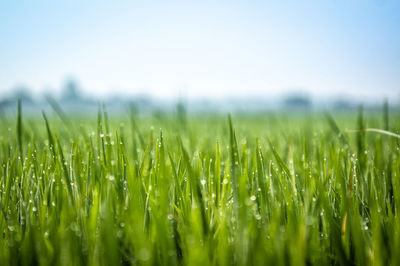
[0,103,399,265]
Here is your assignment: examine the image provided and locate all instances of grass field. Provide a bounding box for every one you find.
[0,102,399,265]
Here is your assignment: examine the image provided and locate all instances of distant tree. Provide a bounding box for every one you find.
[333,99,354,110]
[13,86,34,104]
[62,78,81,102]
[284,94,311,110]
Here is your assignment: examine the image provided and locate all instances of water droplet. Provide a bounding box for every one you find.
[138,248,150,261]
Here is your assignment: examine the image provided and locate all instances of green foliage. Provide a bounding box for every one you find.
[0,105,399,265]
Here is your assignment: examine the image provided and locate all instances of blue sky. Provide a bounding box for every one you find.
[1,0,399,101]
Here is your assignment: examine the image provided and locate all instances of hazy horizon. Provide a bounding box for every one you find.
[1,0,399,102]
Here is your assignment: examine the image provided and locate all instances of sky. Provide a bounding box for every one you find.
[1,0,399,102]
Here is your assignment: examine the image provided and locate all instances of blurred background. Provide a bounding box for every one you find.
[1,0,399,113]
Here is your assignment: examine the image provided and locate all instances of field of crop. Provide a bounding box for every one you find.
[0,103,399,265]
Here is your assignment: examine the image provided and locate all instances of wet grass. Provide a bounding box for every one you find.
[0,105,399,265]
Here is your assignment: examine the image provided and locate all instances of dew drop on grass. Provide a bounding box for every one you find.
[138,248,151,261]
[200,179,206,185]
[250,195,256,201]
[100,133,104,138]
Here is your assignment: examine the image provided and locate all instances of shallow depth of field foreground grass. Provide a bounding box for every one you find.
[1,104,400,265]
